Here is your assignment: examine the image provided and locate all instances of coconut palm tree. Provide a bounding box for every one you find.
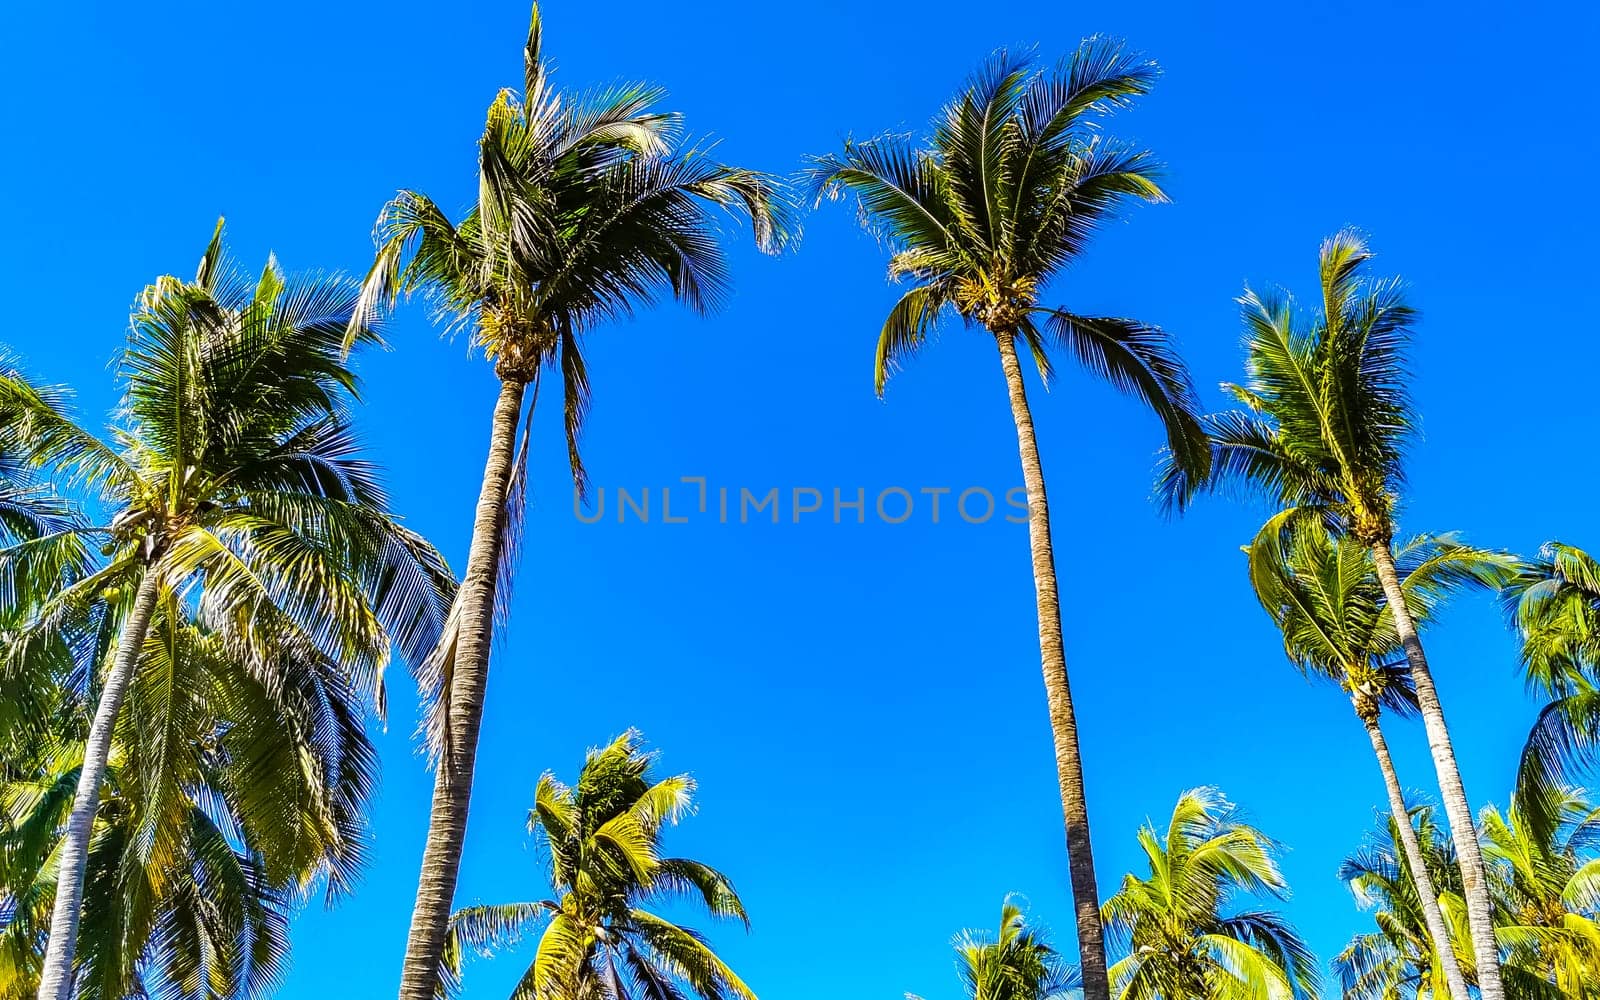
[1335,804,1476,1000]
[1158,230,1511,1000]
[1503,542,1600,841]
[436,732,754,1000]
[1248,524,1513,1000]
[348,10,787,995]
[0,222,452,1000]
[0,608,375,999]
[807,44,1208,1000]
[1100,787,1318,1000]
[1480,789,1600,998]
[909,897,1080,1000]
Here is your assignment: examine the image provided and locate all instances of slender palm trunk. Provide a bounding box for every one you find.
[994,330,1110,1000]
[37,569,163,1000]
[397,377,527,1000]
[1369,541,1504,1000]
[1358,708,1472,1000]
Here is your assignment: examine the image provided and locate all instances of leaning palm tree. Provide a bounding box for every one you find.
[1336,804,1476,1000]
[1503,542,1600,841]
[436,732,754,1000]
[909,897,1080,1000]
[0,223,452,1000]
[348,9,787,996]
[1481,789,1600,999]
[1248,523,1513,1000]
[1158,231,1510,1000]
[1100,787,1319,1000]
[808,45,1208,1000]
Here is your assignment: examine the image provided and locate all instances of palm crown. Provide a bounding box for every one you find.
[1159,229,1413,537]
[806,41,1206,476]
[1101,788,1319,1000]
[440,732,753,1000]
[1249,526,1513,718]
[352,6,788,494]
[910,899,1079,1000]
[1336,806,1470,999]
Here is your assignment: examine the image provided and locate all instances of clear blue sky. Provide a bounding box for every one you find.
[4,1,1598,996]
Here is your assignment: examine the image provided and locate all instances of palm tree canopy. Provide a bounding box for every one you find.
[1158,230,1415,541]
[439,732,754,1000]
[806,42,1207,479]
[1101,787,1319,1000]
[352,4,790,495]
[910,898,1080,1000]
[1480,789,1600,999]
[1248,522,1514,711]
[1335,804,1473,1000]
[0,222,454,994]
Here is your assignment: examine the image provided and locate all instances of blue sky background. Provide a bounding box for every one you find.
[4,0,1598,996]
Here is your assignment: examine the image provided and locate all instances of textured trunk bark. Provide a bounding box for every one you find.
[1360,709,1471,1000]
[994,331,1110,1000]
[37,569,163,1000]
[1369,541,1503,1000]
[396,377,527,1000]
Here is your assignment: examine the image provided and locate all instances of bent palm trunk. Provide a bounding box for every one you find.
[397,377,527,1000]
[1370,542,1504,1000]
[1359,707,1471,1000]
[994,331,1110,1000]
[37,570,163,1000]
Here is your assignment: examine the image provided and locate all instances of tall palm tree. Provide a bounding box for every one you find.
[1158,230,1510,1000]
[1248,523,1513,1000]
[1503,542,1600,840]
[807,45,1208,1000]
[1100,787,1318,1000]
[436,732,754,1000]
[1336,804,1475,1000]
[0,222,452,1000]
[349,9,787,996]
[909,897,1080,1000]
[1481,789,1600,998]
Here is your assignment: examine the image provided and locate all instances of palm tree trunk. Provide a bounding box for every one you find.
[1359,708,1472,1000]
[994,330,1111,1000]
[1369,541,1504,1000]
[396,376,527,1000]
[37,569,163,1000]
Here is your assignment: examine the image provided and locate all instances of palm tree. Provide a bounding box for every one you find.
[0,608,373,999]
[1248,523,1512,1000]
[1336,804,1476,1000]
[348,9,787,996]
[436,732,754,1000]
[0,222,452,1000]
[1158,230,1511,1000]
[909,897,1080,1000]
[1481,789,1600,998]
[807,45,1208,1000]
[1503,542,1600,839]
[1100,788,1318,1000]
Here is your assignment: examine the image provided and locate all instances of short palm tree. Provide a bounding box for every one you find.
[1481,789,1600,998]
[437,732,754,1000]
[1248,524,1512,1000]
[1503,542,1600,840]
[1336,804,1476,1000]
[808,44,1208,1000]
[910,897,1080,1000]
[348,11,786,995]
[0,222,451,1000]
[1159,230,1511,1000]
[1100,787,1318,1000]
